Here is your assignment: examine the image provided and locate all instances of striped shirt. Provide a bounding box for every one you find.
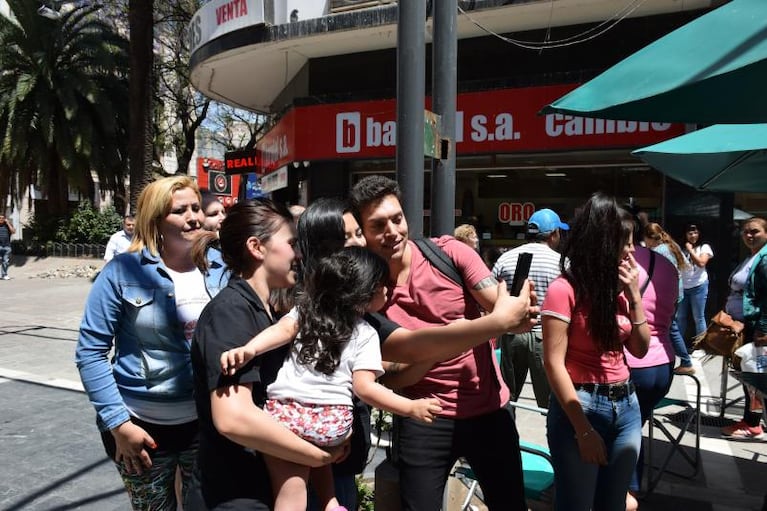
[492,242,563,334]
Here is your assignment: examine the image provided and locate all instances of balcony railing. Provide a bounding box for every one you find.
[330,0,396,14]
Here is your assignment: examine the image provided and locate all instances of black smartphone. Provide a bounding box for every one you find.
[509,253,533,296]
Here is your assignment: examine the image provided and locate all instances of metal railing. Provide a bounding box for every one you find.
[49,242,105,259]
[330,0,395,14]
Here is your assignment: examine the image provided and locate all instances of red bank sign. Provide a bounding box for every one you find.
[256,84,686,172]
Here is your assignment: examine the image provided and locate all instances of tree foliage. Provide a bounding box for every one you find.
[56,200,122,244]
[206,103,269,151]
[0,0,129,214]
[154,0,210,174]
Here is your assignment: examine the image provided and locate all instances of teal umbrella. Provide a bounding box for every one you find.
[632,124,767,192]
[541,0,767,124]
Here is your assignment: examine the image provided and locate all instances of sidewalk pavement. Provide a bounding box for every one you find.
[1,256,766,510]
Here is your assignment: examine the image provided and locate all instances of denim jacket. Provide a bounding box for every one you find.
[743,242,767,337]
[76,247,228,431]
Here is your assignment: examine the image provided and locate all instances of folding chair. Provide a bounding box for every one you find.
[445,437,555,511]
[645,372,702,493]
[443,353,555,510]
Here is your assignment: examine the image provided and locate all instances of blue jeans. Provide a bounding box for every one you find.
[0,245,10,277]
[677,282,709,340]
[670,316,693,367]
[547,385,642,511]
[629,364,673,491]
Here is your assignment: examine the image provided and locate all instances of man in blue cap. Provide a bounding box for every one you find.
[492,208,569,407]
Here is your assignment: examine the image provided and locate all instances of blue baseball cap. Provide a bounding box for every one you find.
[527,209,569,235]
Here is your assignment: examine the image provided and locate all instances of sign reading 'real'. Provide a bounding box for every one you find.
[188,0,265,55]
[255,84,687,172]
[224,149,259,175]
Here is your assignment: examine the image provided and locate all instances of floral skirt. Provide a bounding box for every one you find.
[265,398,354,446]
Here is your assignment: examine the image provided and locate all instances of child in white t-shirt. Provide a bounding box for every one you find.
[221,246,441,511]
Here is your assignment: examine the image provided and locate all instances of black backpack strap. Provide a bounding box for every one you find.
[412,238,463,287]
[639,250,655,297]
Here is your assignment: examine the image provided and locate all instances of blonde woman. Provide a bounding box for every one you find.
[76,176,228,510]
[454,223,479,250]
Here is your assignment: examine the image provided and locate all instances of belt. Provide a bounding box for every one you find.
[574,381,635,401]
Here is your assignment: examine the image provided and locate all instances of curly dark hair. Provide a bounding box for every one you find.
[559,192,634,353]
[295,246,388,375]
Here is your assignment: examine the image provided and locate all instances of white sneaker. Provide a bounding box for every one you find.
[1,276,9,280]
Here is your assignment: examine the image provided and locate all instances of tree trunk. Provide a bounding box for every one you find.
[177,99,210,175]
[128,0,155,213]
[46,155,68,216]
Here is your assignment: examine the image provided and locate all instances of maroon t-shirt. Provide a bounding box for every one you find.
[382,236,509,418]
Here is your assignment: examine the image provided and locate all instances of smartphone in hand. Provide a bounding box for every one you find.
[509,253,533,296]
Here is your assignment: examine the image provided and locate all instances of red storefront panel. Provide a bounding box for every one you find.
[256,84,687,172]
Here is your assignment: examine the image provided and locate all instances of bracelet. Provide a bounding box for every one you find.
[632,319,648,327]
[576,427,595,439]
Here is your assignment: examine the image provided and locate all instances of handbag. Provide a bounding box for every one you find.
[692,310,745,358]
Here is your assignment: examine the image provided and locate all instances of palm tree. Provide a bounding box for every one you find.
[128,0,154,214]
[0,0,129,216]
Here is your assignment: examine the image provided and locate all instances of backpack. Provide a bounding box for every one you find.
[412,237,465,288]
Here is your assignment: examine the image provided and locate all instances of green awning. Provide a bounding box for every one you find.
[632,124,767,192]
[541,0,767,124]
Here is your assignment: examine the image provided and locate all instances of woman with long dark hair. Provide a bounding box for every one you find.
[678,223,714,341]
[542,192,650,511]
[187,199,348,510]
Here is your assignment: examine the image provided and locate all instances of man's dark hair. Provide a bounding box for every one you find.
[526,231,552,242]
[349,175,401,216]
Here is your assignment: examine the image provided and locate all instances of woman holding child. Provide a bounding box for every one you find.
[187,199,348,509]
